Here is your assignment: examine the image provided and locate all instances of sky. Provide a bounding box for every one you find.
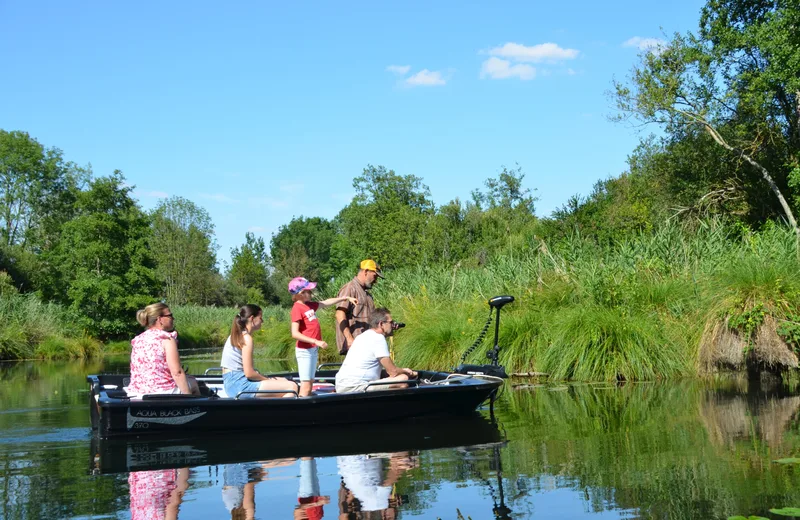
[0,0,706,267]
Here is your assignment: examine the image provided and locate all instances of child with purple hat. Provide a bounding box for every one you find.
[288,277,358,397]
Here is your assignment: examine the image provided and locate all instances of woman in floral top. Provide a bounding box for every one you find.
[126,302,199,396]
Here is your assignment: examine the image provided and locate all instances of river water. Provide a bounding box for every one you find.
[2,355,800,519]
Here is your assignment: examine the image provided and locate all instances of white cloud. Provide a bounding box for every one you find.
[198,193,239,203]
[486,42,579,63]
[386,64,411,75]
[623,37,666,52]
[405,69,447,87]
[480,57,536,80]
[567,68,576,76]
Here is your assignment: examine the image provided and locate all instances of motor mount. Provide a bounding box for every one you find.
[454,295,515,379]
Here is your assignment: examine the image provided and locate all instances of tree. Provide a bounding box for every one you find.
[228,232,274,305]
[335,165,435,270]
[270,216,336,287]
[613,0,800,240]
[150,196,220,305]
[43,171,159,338]
[0,130,87,249]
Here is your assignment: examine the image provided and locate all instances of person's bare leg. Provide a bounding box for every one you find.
[257,378,299,398]
[299,381,313,397]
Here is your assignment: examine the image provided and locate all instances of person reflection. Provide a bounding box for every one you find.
[337,452,418,520]
[294,457,330,520]
[128,467,189,520]
[222,459,296,520]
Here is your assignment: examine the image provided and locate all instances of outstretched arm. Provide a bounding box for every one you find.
[317,296,357,309]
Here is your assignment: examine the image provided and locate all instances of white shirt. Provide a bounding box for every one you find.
[335,329,390,388]
[337,455,392,511]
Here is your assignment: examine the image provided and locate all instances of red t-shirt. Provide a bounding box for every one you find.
[298,496,324,520]
[291,301,321,349]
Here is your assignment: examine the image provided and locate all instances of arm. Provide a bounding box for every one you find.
[336,308,354,348]
[164,338,191,394]
[241,335,266,380]
[317,296,357,309]
[378,357,417,378]
[291,321,327,348]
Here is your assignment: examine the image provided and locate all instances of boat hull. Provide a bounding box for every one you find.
[88,370,503,438]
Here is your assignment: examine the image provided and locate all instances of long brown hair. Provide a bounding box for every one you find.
[136,303,169,329]
[230,304,262,349]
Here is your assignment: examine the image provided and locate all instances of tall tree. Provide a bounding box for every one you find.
[270,216,336,286]
[149,196,219,305]
[43,171,158,338]
[613,0,800,240]
[335,165,435,270]
[0,130,87,249]
[228,232,274,304]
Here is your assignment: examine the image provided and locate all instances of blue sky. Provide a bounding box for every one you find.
[0,0,705,267]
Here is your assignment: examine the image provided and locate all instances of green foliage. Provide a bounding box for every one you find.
[150,196,220,305]
[0,293,88,360]
[42,171,159,338]
[770,508,800,517]
[271,216,336,290]
[614,0,800,234]
[335,165,435,270]
[228,231,275,304]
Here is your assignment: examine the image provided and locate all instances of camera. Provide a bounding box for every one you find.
[391,322,406,331]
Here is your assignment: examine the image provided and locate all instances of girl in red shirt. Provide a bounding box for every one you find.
[289,277,357,397]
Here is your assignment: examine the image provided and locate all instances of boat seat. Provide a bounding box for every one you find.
[205,383,228,398]
[312,382,335,394]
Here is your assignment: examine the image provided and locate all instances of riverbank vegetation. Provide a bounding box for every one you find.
[2,0,799,379]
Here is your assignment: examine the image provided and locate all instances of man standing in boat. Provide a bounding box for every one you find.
[335,259,382,355]
[335,307,417,393]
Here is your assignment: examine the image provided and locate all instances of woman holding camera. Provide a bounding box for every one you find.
[288,277,359,397]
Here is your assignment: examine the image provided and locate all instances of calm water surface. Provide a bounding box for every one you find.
[2,355,800,519]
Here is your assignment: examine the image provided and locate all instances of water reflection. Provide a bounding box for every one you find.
[337,452,418,519]
[221,459,296,519]
[295,458,329,520]
[7,357,800,520]
[128,467,189,520]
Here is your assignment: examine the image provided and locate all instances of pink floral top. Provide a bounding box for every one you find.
[128,469,179,520]
[127,328,179,395]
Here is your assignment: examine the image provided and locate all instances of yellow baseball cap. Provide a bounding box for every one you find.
[359,259,384,278]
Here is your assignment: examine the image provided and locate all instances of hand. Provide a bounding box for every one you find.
[316,339,328,348]
[404,368,417,378]
[348,297,358,305]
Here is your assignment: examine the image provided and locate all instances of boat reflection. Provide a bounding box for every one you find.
[91,413,502,474]
[128,467,189,520]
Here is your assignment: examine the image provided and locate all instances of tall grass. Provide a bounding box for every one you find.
[253,219,797,381]
[0,293,94,360]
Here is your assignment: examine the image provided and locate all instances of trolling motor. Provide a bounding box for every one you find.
[454,295,515,379]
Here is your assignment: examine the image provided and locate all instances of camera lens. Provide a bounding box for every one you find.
[392,322,406,330]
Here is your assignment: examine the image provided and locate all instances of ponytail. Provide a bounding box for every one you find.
[230,304,262,349]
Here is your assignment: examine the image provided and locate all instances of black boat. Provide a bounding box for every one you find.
[90,412,504,474]
[88,295,514,438]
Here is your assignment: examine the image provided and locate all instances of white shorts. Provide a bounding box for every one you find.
[295,346,319,382]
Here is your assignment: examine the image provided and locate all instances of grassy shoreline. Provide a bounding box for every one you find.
[3,221,798,381]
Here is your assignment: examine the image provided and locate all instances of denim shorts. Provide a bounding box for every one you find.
[222,370,262,399]
[295,347,319,382]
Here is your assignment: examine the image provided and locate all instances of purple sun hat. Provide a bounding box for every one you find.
[288,277,317,294]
